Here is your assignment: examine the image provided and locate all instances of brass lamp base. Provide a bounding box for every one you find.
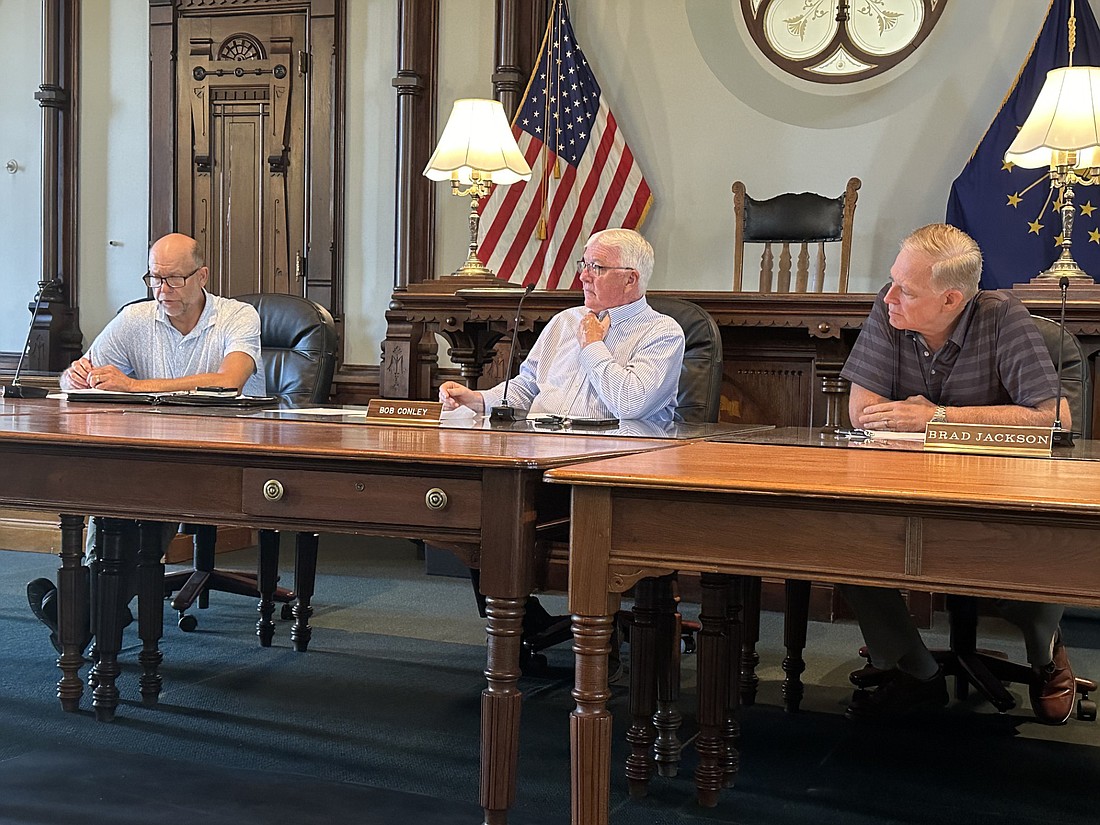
[1030,256,1095,283]
[448,256,496,279]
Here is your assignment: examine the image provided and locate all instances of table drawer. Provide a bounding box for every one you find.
[241,468,481,530]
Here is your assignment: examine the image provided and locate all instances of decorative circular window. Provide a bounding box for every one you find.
[740,0,949,84]
[218,34,266,62]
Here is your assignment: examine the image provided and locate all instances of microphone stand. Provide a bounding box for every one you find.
[1051,275,1073,447]
[490,283,535,422]
[1,280,55,399]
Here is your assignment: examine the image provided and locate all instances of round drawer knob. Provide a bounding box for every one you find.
[262,479,285,502]
[425,487,448,511]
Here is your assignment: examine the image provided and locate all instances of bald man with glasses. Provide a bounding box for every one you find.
[60,232,264,396]
[29,233,265,653]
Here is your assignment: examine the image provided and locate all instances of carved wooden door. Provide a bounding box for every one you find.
[176,13,307,297]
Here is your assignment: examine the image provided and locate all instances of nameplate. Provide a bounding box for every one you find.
[924,422,1053,456]
[365,399,443,426]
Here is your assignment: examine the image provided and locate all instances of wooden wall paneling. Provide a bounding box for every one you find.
[492,0,549,116]
[306,1,342,321]
[391,0,437,292]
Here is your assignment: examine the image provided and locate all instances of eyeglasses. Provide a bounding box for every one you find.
[575,260,634,277]
[142,266,202,289]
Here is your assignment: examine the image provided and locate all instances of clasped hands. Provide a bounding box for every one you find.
[856,395,936,432]
[66,357,136,392]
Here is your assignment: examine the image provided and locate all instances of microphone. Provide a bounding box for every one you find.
[1,280,55,399]
[1051,275,1073,447]
[489,283,536,422]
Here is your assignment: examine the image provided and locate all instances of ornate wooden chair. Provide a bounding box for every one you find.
[732,177,860,293]
[166,293,338,649]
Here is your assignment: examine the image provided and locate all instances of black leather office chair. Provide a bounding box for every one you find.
[166,293,338,649]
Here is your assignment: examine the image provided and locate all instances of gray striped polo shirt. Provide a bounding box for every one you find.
[840,286,1058,408]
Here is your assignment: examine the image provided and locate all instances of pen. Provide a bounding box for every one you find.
[833,427,873,440]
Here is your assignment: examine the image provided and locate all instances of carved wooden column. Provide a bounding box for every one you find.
[492,0,548,116]
[27,0,82,372]
[391,0,437,291]
[381,0,438,399]
[148,1,176,241]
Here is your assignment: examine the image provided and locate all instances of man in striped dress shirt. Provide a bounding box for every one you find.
[439,228,686,661]
[439,228,685,423]
[839,223,1074,725]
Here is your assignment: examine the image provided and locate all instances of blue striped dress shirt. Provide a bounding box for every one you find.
[479,296,685,424]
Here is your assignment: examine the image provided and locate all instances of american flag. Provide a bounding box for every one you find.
[476,0,653,289]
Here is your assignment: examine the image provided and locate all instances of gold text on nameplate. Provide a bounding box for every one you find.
[924,422,1053,457]
[365,399,443,426]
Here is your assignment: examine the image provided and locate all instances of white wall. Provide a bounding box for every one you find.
[0,0,45,352]
[343,1,399,365]
[78,0,151,342]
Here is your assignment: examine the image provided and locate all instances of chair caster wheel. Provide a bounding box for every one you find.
[178,614,198,632]
[680,632,696,655]
[280,603,294,621]
[1077,696,1097,722]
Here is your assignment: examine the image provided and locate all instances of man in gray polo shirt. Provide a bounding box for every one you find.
[60,233,264,395]
[838,223,1074,725]
[28,232,265,651]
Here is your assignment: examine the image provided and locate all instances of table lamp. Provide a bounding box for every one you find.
[423,98,532,278]
[1005,65,1100,283]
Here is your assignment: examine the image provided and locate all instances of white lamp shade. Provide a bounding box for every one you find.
[1005,67,1100,168]
[423,98,532,185]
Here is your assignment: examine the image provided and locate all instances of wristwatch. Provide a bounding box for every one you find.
[929,404,948,424]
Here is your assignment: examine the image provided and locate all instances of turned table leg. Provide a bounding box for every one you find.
[55,513,88,713]
[571,612,614,825]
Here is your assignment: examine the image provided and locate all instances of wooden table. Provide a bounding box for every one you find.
[0,397,679,825]
[545,439,1100,825]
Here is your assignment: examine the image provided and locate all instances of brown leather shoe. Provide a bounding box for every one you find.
[849,664,895,689]
[1030,630,1075,725]
[845,669,948,721]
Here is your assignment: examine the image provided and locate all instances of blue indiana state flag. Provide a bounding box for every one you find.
[947,0,1100,289]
